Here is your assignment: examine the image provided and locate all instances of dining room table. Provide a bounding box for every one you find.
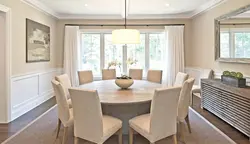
[79,79,165,134]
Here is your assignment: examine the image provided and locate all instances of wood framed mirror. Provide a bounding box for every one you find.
[215,4,250,63]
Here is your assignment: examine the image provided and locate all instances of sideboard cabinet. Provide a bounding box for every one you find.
[201,79,250,139]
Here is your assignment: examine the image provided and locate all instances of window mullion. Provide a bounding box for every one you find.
[100,33,105,70]
[145,33,150,72]
[123,45,127,75]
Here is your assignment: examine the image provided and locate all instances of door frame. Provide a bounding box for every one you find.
[0,4,12,123]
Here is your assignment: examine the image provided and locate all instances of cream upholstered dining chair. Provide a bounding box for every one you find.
[55,74,72,108]
[78,70,94,85]
[192,69,212,94]
[129,86,182,144]
[174,72,189,86]
[102,69,116,80]
[69,88,123,144]
[177,78,195,142]
[147,70,163,84]
[51,80,74,144]
[129,69,143,80]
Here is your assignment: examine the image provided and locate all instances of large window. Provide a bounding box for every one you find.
[80,31,166,77]
[81,34,101,76]
[104,34,123,74]
[149,33,165,70]
[220,29,250,58]
[127,34,146,69]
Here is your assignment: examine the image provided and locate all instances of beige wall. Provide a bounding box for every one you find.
[57,19,193,67]
[191,0,250,75]
[0,0,59,76]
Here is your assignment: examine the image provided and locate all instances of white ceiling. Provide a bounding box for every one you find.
[22,0,227,19]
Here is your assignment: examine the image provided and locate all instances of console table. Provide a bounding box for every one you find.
[201,79,250,139]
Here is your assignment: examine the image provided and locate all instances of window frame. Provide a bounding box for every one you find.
[79,29,165,78]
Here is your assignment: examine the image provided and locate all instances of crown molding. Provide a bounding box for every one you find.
[190,0,228,18]
[21,0,227,19]
[20,0,59,18]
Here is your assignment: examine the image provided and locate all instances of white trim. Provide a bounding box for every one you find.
[0,4,12,123]
[21,0,227,19]
[189,108,237,144]
[1,105,57,144]
[20,0,59,19]
[190,0,228,18]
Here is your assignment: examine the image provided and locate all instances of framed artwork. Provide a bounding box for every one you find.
[26,19,50,63]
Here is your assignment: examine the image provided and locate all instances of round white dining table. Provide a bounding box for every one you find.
[79,80,165,134]
[79,80,165,104]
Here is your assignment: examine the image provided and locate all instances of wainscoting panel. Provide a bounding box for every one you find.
[10,68,62,121]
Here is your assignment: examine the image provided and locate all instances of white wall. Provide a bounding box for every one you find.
[0,1,62,122]
[0,11,7,122]
[0,0,61,75]
[190,0,250,76]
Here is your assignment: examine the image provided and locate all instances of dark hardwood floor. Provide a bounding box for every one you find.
[0,95,249,144]
[0,98,56,143]
[192,94,250,144]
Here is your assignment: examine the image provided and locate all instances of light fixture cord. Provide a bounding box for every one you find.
[125,0,127,29]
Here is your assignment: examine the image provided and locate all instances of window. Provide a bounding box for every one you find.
[127,34,146,69]
[80,30,166,78]
[104,34,123,74]
[220,32,230,58]
[149,33,165,70]
[220,29,250,58]
[80,34,101,76]
[235,32,250,58]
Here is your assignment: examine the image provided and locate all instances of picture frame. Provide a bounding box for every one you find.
[26,19,50,63]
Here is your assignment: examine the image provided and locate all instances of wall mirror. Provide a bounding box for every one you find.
[215,4,250,63]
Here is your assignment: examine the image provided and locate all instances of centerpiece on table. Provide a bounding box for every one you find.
[221,71,246,88]
[115,75,134,89]
[108,59,138,89]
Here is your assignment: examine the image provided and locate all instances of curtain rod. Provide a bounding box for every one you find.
[220,23,250,25]
[65,24,185,27]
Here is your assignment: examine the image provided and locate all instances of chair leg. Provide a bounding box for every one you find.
[56,119,61,139]
[172,134,178,144]
[74,137,79,144]
[62,127,68,144]
[129,127,134,144]
[118,128,123,144]
[179,122,186,143]
[185,115,192,133]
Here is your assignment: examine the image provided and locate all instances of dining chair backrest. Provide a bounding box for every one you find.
[102,69,116,80]
[55,74,71,98]
[174,72,189,86]
[147,70,163,84]
[51,80,70,125]
[78,70,94,85]
[199,69,213,85]
[150,86,182,142]
[178,78,195,122]
[69,88,103,143]
[129,69,143,80]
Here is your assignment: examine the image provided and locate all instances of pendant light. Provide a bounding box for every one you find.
[112,0,140,44]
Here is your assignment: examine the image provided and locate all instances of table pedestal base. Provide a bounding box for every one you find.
[102,102,151,134]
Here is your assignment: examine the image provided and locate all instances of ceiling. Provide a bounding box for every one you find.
[22,0,227,19]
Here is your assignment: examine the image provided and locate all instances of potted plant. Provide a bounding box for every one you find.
[221,71,246,88]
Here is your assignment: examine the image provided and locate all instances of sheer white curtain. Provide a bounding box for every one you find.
[64,26,80,86]
[165,26,185,86]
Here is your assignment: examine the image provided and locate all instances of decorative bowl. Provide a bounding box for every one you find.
[115,77,134,89]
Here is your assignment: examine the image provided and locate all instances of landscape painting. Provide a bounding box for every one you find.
[26,19,50,62]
